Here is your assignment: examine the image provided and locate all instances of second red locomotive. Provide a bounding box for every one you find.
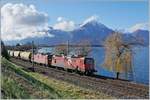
[51,55,96,74]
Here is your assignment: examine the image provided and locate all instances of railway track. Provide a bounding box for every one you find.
[10,57,149,99]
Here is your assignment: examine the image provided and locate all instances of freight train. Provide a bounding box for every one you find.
[8,50,96,74]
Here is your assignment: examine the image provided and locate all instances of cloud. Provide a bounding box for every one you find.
[127,23,148,33]
[57,17,64,22]
[53,17,75,31]
[80,15,99,27]
[1,3,50,41]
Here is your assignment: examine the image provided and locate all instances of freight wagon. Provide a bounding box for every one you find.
[8,50,14,57]
[20,51,32,61]
[13,51,20,58]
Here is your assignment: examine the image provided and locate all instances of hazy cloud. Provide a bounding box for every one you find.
[53,17,75,31]
[57,17,64,22]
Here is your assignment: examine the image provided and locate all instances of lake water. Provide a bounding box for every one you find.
[88,47,149,85]
[38,47,149,85]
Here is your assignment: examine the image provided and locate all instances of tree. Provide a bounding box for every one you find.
[1,41,10,60]
[12,42,37,51]
[75,40,92,56]
[54,44,68,56]
[102,32,133,79]
[16,43,21,46]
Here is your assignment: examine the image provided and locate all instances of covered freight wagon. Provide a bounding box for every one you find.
[20,51,32,61]
[13,51,20,58]
[9,50,14,57]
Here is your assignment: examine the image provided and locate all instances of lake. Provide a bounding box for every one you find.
[88,47,149,85]
[38,46,149,85]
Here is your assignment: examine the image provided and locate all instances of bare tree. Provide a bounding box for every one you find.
[54,44,68,56]
[102,32,133,79]
[75,40,92,56]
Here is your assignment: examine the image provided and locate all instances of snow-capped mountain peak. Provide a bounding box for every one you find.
[127,23,148,33]
[80,15,104,27]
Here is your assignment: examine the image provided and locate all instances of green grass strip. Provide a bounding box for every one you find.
[1,75,30,99]
[2,58,61,99]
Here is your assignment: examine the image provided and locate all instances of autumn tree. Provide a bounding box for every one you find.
[103,32,133,79]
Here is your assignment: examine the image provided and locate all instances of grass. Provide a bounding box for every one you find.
[2,57,59,99]
[1,57,115,99]
[1,76,29,99]
[30,72,114,99]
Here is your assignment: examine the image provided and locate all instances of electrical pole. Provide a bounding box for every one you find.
[32,41,34,71]
[67,40,69,56]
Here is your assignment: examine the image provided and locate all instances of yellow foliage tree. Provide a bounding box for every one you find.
[103,32,133,79]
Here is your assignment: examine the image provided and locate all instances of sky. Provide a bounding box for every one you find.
[1,0,149,40]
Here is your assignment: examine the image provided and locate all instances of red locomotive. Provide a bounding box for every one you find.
[51,55,96,74]
[33,53,52,66]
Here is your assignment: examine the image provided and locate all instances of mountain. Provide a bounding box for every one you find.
[20,29,71,45]
[4,28,71,46]
[4,20,113,46]
[4,21,149,46]
[71,20,113,44]
[121,29,149,46]
[132,29,149,45]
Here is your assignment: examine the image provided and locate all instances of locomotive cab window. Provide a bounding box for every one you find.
[48,55,52,60]
[85,58,94,64]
